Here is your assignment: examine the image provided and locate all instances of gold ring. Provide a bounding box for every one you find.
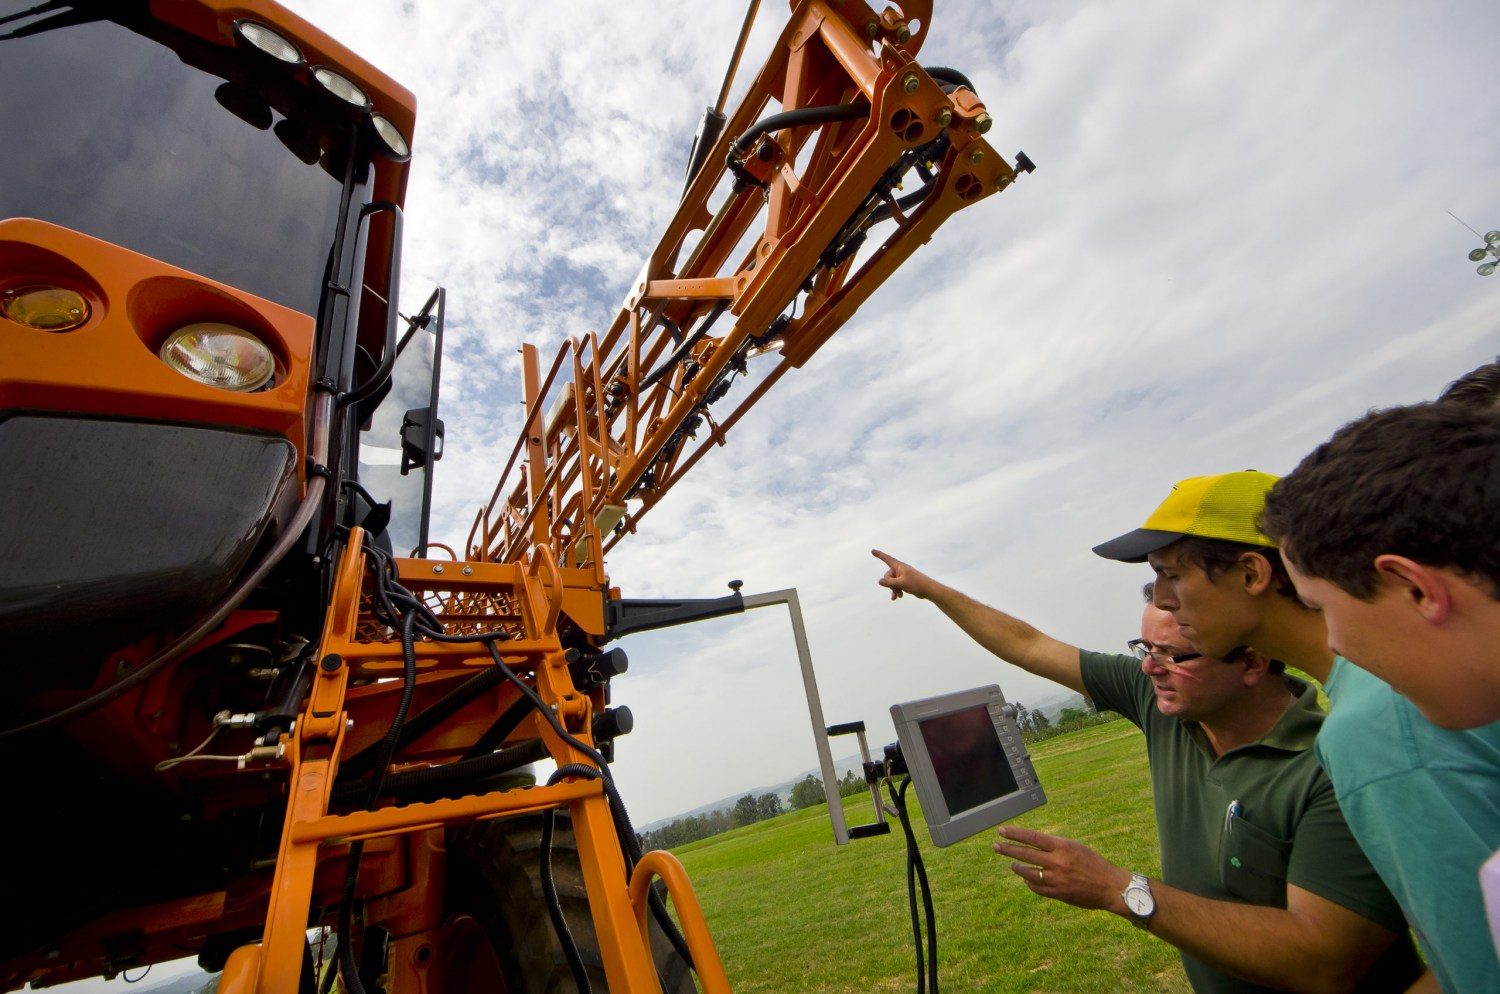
[1038,868,1045,885]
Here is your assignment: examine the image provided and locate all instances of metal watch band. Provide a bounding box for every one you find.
[1124,872,1155,927]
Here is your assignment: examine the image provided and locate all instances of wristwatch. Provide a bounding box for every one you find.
[1122,872,1156,928]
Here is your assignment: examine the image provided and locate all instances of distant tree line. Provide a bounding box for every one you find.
[638,791,784,851]
[789,768,868,810]
[638,768,874,851]
[1012,696,1122,743]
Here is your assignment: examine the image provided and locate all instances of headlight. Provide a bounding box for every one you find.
[1,285,90,332]
[311,67,370,110]
[159,324,276,392]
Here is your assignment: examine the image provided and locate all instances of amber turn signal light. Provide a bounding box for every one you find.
[1,285,90,332]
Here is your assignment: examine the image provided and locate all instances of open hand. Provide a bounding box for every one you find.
[993,825,1132,913]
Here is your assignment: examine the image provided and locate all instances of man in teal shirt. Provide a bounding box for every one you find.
[1260,386,1500,985]
[1095,468,1500,993]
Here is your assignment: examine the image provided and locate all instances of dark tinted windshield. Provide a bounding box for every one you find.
[0,6,349,315]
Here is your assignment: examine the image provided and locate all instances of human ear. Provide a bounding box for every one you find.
[1373,555,1451,624]
[1236,650,1273,687]
[1239,551,1275,596]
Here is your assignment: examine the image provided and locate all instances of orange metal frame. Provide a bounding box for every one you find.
[220,527,721,994]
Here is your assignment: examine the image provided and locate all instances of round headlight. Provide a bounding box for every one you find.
[370,113,411,161]
[2,285,90,332]
[311,67,370,109]
[233,20,303,66]
[159,324,276,392]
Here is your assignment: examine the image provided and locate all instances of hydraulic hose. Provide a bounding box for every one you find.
[542,808,593,993]
[336,664,505,778]
[330,738,548,804]
[462,694,537,759]
[922,66,974,93]
[727,102,870,161]
[639,300,728,391]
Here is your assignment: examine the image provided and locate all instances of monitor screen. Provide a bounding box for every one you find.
[891,685,1046,847]
[919,705,1020,815]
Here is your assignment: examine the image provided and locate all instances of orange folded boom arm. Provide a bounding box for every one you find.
[470,0,1030,569]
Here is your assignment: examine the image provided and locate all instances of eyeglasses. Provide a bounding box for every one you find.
[1127,638,1203,666]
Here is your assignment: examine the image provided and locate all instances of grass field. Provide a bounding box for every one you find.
[672,721,1191,993]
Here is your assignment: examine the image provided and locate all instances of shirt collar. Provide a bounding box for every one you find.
[1181,676,1325,757]
[1249,676,1323,752]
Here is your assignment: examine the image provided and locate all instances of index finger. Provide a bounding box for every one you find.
[871,549,900,569]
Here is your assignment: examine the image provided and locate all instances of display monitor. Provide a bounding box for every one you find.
[890,685,1046,847]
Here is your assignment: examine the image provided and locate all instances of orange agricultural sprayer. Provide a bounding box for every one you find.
[0,1,1031,990]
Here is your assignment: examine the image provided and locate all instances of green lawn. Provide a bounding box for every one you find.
[673,721,1190,993]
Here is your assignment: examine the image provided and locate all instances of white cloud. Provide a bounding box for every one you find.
[285,0,1500,823]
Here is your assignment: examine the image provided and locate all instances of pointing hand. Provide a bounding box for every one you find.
[872,549,934,601]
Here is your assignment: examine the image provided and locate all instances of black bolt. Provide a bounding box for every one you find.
[320,654,343,673]
[728,579,743,592]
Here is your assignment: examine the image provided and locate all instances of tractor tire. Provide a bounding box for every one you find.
[447,813,697,994]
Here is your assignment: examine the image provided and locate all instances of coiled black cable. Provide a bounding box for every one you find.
[889,777,938,994]
[541,806,593,993]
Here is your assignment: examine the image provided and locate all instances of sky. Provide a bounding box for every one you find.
[274,0,1500,827]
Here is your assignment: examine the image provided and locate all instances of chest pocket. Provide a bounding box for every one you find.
[1221,815,1291,906]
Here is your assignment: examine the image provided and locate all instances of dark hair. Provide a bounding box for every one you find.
[1141,581,1155,603]
[1170,536,1300,601]
[1438,359,1500,412]
[1262,402,1500,600]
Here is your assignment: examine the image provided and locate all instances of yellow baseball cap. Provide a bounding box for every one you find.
[1092,470,1280,563]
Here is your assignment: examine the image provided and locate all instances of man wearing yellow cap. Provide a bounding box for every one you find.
[873,549,1418,993]
[1094,469,1500,994]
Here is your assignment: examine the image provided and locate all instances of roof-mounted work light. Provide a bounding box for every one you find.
[232,20,303,66]
[311,66,371,110]
[370,113,411,161]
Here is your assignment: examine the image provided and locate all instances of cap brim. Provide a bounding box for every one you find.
[1091,528,1185,564]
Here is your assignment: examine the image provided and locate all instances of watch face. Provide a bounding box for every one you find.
[1124,887,1153,916]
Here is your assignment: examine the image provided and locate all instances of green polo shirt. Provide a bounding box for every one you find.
[1081,651,1420,994]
